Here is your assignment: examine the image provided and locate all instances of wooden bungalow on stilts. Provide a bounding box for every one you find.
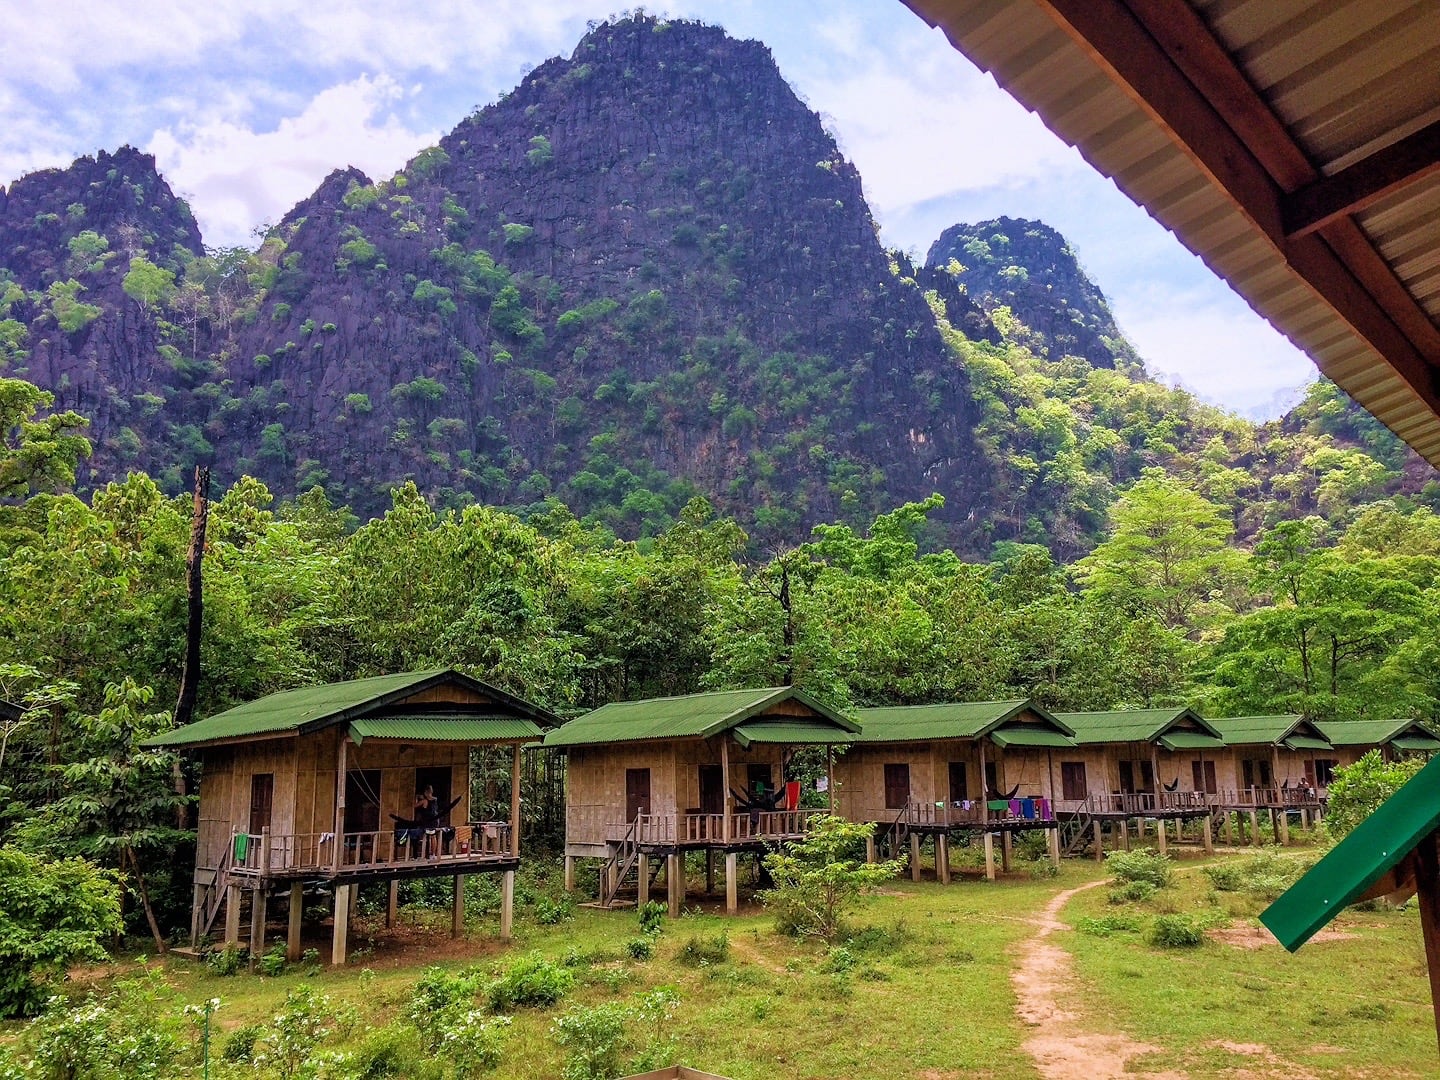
[1316,719,1440,769]
[544,687,857,915]
[143,669,558,966]
[1053,708,1220,860]
[835,700,1069,882]
[1205,716,1333,845]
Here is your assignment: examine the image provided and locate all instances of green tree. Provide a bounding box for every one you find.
[122,256,177,310]
[1324,749,1426,839]
[760,816,903,942]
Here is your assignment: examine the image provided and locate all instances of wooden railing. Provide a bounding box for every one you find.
[605,810,820,845]
[1209,787,1326,809]
[900,797,1056,828]
[1056,791,1211,817]
[228,822,514,877]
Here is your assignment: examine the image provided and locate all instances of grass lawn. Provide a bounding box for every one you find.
[1058,846,1436,1078]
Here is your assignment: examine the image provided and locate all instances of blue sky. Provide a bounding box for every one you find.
[0,0,1318,417]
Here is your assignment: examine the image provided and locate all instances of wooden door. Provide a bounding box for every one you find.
[1118,760,1135,794]
[984,761,999,799]
[699,764,723,815]
[1060,762,1087,802]
[249,773,274,834]
[625,768,651,821]
[883,763,911,810]
[1191,760,1218,794]
[947,762,968,803]
[746,763,773,797]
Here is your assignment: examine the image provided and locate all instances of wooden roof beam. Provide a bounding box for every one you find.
[1031,0,1440,406]
[1285,119,1440,239]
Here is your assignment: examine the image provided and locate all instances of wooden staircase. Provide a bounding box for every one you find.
[600,817,642,908]
[1060,805,1095,857]
[194,843,235,945]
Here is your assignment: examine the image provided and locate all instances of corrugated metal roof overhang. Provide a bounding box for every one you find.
[731,720,857,749]
[348,716,545,746]
[900,0,1440,466]
[1390,734,1440,752]
[1284,736,1333,751]
[989,727,1074,748]
[1160,732,1224,751]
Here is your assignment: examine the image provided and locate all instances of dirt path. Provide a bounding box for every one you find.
[1010,880,1185,1080]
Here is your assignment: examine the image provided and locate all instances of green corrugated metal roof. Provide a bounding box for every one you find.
[853,700,1072,743]
[1056,707,1219,745]
[732,719,855,748]
[1261,753,1440,951]
[989,727,1074,749]
[542,687,858,748]
[1316,718,1431,747]
[1285,736,1332,751]
[348,716,544,746]
[1391,734,1440,752]
[143,670,558,748]
[1159,732,1224,750]
[1207,715,1306,746]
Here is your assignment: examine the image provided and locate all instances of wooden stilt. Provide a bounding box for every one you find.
[910,831,922,882]
[190,881,204,947]
[1250,810,1261,847]
[331,884,350,966]
[1119,818,1130,850]
[983,831,996,881]
[224,884,241,946]
[725,852,738,914]
[667,853,682,918]
[500,870,515,942]
[1093,820,1104,863]
[1202,814,1214,854]
[1277,808,1291,846]
[865,835,877,865]
[287,881,304,961]
[563,855,575,893]
[1048,825,1061,868]
[637,853,650,908]
[1001,830,1013,872]
[1300,809,1311,831]
[386,879,399,929]
[248,886,268,971]
[937,834,950,885]
[1136,816,1145,839]
[1412,832,1440,1054]
[451,876,465,938]
[1156,819,1168,854]
[1224,812,1234,845]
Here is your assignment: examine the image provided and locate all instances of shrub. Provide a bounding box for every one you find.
[487,954,575,1010]
[206,943,245,976]
[259,940,288,976]
[551,989,678,1080]
[534,895,575,925]
[1203,852,1314,899]
[1077,914,1142,937]
[761,816,903,942]
[1105,849,1174,889]
[222,1022,264,1063]
[1108,880,1158,905]
[638,900,666,936]
[676,931,729,967]
[1149,914,1204,948]
[0,848,123,1017]
[625,936,655,961]
[1326,750,1426,839]
[10,970,183,1078]
[251,986,337,1079]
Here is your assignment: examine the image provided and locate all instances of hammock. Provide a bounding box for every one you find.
[1162,777,1180,792]
[986,782,1021,801]
[389,795,463,830]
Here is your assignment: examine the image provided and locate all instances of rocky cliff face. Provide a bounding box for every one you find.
[927,217,1136,370]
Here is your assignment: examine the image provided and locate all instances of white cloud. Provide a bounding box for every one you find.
[148,74,439,247]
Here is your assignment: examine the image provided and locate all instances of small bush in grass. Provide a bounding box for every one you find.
[259,940,288,976]
[638,900,666,935]
[534,895,575,924]
[345,1024,420,1078]
[1105,849,1174,888]
[561,945,623,968]
[761,816,903,942]
[844,919,912,955]
[625,936,655,960]
[222,1022,263,1063]
[677,931,729,967]
[207,943,245,976]
[488,954,575,1010]
[1108,881,1158,905]
[1078,914,1142,937]
[1148,914,1204,948]
[1203,852,1315,900]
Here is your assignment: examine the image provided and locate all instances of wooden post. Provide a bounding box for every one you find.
[865,834,877,865]
[826,746,835,813]
[1001,830,1013,872]
[224,884,242,946]
[333,736,348,873]
[1277,808,1291,846]
[637,853,650,907]
[1048,825,1061,868]
[563,855,575,893]
[248,885,267,971]
[190,881,204,947]
[287,881,304,961]
[1119,818,1129,850]
[1156,819,1168,854]
[451,875,465,938]
[386,880,399,928]
[721,737,732,845]
[725,851,738,914]
[1224,812,1234,845]
[500,870,515,942]
[1093,820,1104,863]
[937,833,950,885]
[1202,813,1214,854]
[1412,832,1440,1054]
[910,830,922,882]
[978,742,989,825]
[1249,810,1261,847]
[1136,814,1145,839]
[510,744,522,859]
[331,884,350,966]
[667,853,682,918]
[983,831,996,881]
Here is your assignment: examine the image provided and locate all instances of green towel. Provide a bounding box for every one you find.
[233,833,249,862]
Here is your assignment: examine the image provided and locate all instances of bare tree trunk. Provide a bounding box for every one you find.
[173,466,210,828]
[126,845,169,954]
